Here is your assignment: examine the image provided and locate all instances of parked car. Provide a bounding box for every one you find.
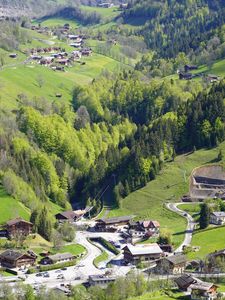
[61,267,67,271]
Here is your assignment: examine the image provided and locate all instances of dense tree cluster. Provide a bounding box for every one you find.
[123,0,225,59]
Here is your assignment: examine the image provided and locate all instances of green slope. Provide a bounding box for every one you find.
[0,186,30,224]
[107,142,225,247]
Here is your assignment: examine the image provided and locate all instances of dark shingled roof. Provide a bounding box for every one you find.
[0,250,24,261]
[98,216,133,225]
[174,274,196,289]
[166,254,186,265]
[6,218,33,226]
[55,211,76,220]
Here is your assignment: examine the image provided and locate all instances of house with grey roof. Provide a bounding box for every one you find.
[210,211,225,225]
[123,243,163,264]
[40,252,75,265]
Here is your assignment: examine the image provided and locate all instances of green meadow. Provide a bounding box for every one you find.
[0,186,30,224]
[188,226,225,259]
[107,142,225,247]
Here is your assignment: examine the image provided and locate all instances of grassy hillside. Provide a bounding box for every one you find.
[35,17,80,28]
[0,186,30,224]
[188,226,225,259]
[106,142,225,246]
[0,52,123,110]
[80,5,121,20]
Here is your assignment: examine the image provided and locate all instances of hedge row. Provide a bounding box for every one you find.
[90,237,120,255]
[27,259,77,274]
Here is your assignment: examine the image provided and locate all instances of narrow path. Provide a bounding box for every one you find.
[166,202,195,253]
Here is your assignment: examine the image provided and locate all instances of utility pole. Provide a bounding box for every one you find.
[112,173,116,186]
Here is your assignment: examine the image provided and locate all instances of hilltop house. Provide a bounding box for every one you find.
[0,250,36,269]
[210,211,225,225]
[40,253,75,265]
[6,218,33,238]
[156,254,187,274]
[123,243,163,264]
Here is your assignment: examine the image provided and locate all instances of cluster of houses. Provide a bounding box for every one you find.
[178,64,220,83]
[27,46,92,70]
[0,213,89,271]
[94,216,160,239]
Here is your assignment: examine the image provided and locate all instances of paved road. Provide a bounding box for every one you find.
[166,202,195,253]
[23,229,130,289]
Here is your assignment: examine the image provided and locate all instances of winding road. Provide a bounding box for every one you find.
[166,202,196,253]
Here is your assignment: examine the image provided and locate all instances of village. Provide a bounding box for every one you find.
[1,188,225,300]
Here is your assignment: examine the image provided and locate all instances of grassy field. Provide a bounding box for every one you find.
[93,250,109,267]
[0,187,30,224]
[59,244,86,256]
[106,142,225,247]
[188,226,225,260]
[36,18,80,28]
[0,52,122,109]
[80,5,121,20]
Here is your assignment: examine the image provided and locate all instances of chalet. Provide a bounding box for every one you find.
[210,211,225,225]
[96,216,133,231]
[189,281,218,300]
[70,43,82,48]
[179,72,193,80]
[40,252,75,265]
[98,3,114,8]
[89,274,116,287]
[56,58,69,66]
[40,57,54,65]
[68,34,79,40]
[156,254,187,274]
[0,250,36,268]
[206,74,220,83]
[55,208,89,222]
[128,220,160,239]
[9,53,17,58]
[6,218,33,237]
[81,48,92,56]
[123,243,163,264]
[174,274,196,291]
[184,65,198,72]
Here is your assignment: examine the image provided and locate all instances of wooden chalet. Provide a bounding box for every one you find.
[0,250,36,268]
[184,65,198,72]
[174,274,196,291]
[123,243,163,264]
[189,281,218,300]
[55,207,91,223]
[156,254,187,274]
[6,218,33,237]
[179,72,193,80]
[96,216,133,231]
